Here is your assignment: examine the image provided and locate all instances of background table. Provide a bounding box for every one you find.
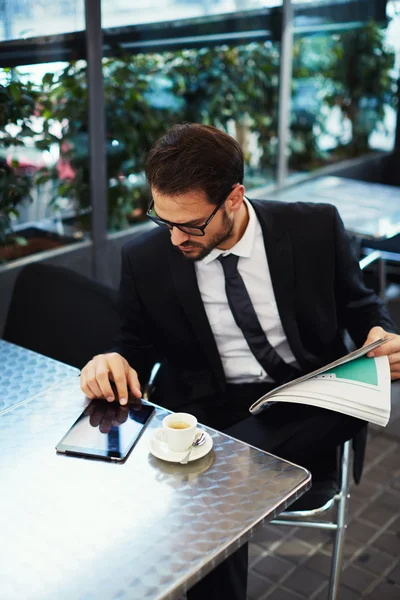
[0,377,310,600]
[269,176,400,240]
[0,339,79,415]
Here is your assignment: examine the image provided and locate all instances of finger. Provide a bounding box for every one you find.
[84,362,104,398]
[82,386,96,400]
[364,328,397,357]
[80,366,97,399]
[127,367,142,398]
[363,326,386,347]
[86,382,104,400]
[389,352,400,366]
[107,356,130,405]
[95,356,118,401]
[369,336,399,358]
[391,371,400,381]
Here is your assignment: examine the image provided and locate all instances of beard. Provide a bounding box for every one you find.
[177,210,234,262]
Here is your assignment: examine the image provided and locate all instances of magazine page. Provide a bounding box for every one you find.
[274,355,391,425]
[250,353,391,426]
[270,393,389,426]
[291,355,391,407]
[249,337,388,415]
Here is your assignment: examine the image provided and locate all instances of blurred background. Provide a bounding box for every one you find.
[0,0,399,331]
[1,5,400,598]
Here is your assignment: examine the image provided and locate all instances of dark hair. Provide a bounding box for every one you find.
[145,123,244,205]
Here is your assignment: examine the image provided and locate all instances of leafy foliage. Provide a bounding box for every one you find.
[325,21,398,156]
[0,69,39,247]
[0,21,397,253]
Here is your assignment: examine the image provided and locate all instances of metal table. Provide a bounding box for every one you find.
[269,176,400,241]
[0,339,80,415]
[0,377,311,600]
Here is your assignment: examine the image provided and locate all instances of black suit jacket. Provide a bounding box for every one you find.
[112,199,396,409]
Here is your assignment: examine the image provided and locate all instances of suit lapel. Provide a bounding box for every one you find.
[167,200,319,386]
[168,246,226,389]
[251,200,319,371]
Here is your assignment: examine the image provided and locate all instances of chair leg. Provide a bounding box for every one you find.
[328,440,352,600]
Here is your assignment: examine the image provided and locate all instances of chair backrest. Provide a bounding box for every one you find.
[3,263,120,369]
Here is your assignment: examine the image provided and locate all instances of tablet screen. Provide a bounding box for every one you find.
[56,399,155,460]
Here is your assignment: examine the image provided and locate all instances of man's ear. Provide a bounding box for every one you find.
[227,184,245,213]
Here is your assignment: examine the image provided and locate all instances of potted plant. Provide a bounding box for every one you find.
[0,69,82,264]
[35,57,178,233]
[164,41,281,185]
[324,20,397,158]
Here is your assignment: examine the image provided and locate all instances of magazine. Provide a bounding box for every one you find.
[249,338,391,427]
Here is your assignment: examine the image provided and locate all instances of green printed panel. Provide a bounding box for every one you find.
[322,357,378,386]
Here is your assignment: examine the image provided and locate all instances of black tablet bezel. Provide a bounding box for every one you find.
[55,401,155,462]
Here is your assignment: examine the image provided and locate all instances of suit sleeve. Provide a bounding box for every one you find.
[333,206,397,346]
[110,244,157,387]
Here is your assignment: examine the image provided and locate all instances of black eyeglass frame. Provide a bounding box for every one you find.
[146,195,228,237]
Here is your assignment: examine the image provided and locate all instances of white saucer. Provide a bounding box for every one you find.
[148,428,213,463]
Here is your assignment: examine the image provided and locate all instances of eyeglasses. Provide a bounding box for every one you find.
[146,195,227,237]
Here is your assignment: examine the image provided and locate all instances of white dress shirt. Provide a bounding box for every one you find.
[195,198,298,383]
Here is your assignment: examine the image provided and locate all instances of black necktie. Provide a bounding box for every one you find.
[218,254,300,384]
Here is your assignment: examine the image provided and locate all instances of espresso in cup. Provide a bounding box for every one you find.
[161,412,197,452]
[169,421,191,430]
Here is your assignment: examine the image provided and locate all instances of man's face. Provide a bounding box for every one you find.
[152,188,235,261]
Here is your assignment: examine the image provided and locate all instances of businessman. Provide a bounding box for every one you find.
[81,123,400,600]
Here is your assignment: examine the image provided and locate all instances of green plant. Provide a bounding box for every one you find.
[0,69,39,248]
[3,20,396,246]
[35,57,177,231]
[165,42,281,168]
[325,20,397,157]
[35,46,277,230]
[34,63,90,224]
[289,35,337,170]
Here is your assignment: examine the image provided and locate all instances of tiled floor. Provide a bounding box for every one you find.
[247,293,400,600]
[247,398,400,600]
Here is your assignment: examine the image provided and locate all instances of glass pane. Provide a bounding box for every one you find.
[0,26,88,263]
[101,4,281,232]
[0,0,85,42]
[289,0,400,177]
[102,0,281,28]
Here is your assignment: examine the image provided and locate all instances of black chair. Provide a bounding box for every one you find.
[3,263,120,369]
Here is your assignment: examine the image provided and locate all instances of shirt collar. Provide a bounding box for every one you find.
[199,198,257,265]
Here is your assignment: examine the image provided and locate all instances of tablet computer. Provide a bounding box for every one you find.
[56,398,155,462]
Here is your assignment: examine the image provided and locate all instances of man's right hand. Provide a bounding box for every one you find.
[80,353,142,405]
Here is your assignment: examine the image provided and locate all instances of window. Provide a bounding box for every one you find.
[288,0,399,175]
[0,3,88,263]
[101,2,282,231]
[0,0,84,41]
[101,0,282,28]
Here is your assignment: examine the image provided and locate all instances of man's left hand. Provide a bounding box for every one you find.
[363,326,400,380]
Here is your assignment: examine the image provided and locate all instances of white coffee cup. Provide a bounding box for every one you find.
[160,412,197,452]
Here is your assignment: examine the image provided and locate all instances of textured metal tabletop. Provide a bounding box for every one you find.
[0,377,311,600]
[0,339,79,414]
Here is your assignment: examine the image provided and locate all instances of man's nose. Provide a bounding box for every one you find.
[170,226,190,246]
